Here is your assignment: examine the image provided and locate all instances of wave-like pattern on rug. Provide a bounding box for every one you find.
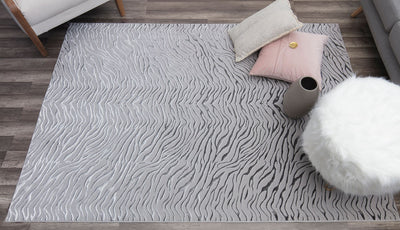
[6,23,399,222]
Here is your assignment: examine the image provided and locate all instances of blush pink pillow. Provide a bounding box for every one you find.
[250,31,328,88]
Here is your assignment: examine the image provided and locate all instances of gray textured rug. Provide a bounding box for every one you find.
[7,23,399,222]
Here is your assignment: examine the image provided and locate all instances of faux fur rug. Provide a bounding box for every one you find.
[6,23,399,222]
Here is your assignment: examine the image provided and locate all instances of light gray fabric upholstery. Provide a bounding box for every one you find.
[361,0,400,85]
[390,22,400,65]
[373,0,400,32]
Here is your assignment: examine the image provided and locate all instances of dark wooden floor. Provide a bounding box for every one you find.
[0,0,399,229]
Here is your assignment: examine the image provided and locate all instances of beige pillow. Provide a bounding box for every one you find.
[229,0,303,62]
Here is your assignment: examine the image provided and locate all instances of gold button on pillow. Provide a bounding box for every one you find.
[289,42,298,48]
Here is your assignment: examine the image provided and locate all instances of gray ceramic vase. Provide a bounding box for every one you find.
[283,76,320,119]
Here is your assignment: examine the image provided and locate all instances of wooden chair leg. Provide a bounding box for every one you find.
[4,0,48,56]
[351,6,363,18]
[115,0,125,17]
[27,32,48,57]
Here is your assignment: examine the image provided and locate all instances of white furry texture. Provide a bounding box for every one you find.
[302,77,400,195]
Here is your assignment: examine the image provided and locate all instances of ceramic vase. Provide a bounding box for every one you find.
[283,76,319,119]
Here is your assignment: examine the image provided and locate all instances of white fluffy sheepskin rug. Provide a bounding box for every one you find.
[302,76,400,195]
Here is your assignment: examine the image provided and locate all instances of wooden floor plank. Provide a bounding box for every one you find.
[0,71,52,84]
[347,47,381,59]
[7,137,32,152]
[0,223,30,230]
[0,37,65,50]
[145,11,256,20]
[343,37,376,48]
[0,137,13,152]
[349,58,388,77]
[0,94,45,110]
[0,185,15,205]
[0,204,10,221]
[2,151,26,169]
[0,109,22,122]
[294,1,360,13]
[0,169,21,186]
[0,83,32,96]
[0,47,61,58]
[0,59,57,72]
[0,120,36,137]
[0,152,6,168]
[340,26,373,38]
[146,1,271,11]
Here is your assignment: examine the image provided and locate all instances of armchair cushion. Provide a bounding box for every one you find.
[4,0,109,35]
[373,0,400,32]
[15,0,88,25]
[389,22,400,65]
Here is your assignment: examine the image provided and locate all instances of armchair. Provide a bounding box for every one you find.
[1,0,125,56]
